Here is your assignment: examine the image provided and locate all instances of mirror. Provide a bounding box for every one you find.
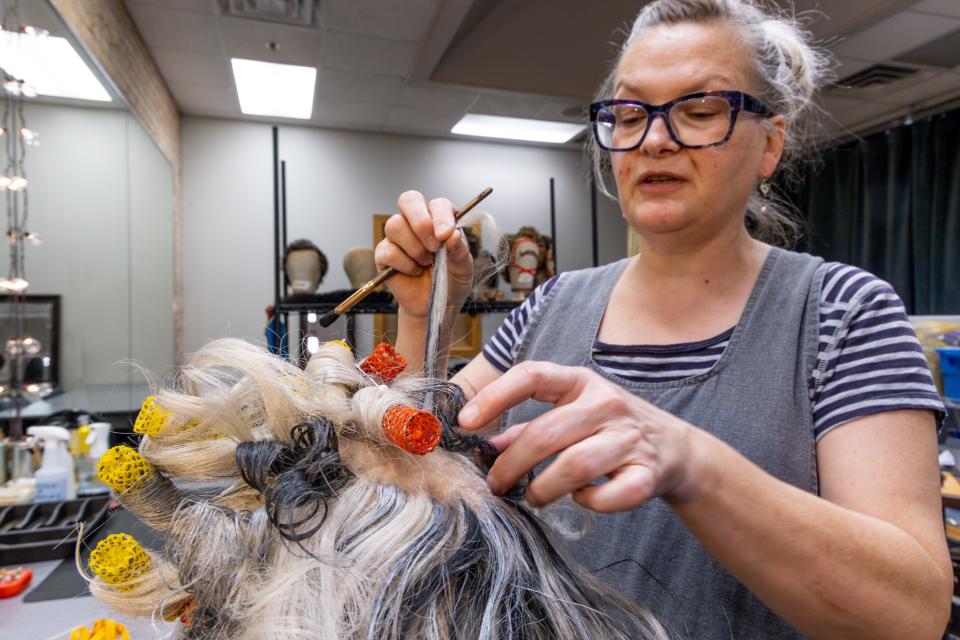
[0,0,175,398]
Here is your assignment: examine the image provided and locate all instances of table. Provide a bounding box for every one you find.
[0,559,173,638]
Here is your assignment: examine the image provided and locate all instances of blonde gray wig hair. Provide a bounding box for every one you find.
[591,0,834,247]
[89,338,669,640]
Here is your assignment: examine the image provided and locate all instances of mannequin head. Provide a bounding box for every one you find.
[284,239,328,295]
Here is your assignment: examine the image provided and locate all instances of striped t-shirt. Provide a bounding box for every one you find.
[482,263,945,440]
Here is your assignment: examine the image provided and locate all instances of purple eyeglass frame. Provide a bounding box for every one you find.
[589,90,774,151]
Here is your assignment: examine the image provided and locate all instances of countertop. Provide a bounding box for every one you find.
[0,383,150,420]
[1,558,174,639]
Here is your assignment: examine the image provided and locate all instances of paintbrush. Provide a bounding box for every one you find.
[318,187,493,327]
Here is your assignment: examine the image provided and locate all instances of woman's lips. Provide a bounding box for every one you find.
[636,173,686,192]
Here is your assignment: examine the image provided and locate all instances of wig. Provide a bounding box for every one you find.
[497,226,555,288]
[86,338,668,640]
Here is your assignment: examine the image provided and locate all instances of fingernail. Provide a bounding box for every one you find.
[458,405,478,425]
[488,433,507,451]
[486,475,501,495]
[436,223,451,237]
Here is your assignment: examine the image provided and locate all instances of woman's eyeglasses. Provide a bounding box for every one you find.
[590,91,773,151]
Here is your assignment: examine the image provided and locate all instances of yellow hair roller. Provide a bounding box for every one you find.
[327,339,351,352]
[89,533,153,589]
[133,396,172,436]
[97,446,153,493]
[70,619,130,640]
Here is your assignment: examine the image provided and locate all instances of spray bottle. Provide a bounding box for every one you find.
[26,426,76,502]
[77,422,111,495]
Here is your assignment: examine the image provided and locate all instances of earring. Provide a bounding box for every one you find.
[758,179,772,213]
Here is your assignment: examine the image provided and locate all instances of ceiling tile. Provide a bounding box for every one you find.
[125,4,221,55]
[911,0,960,19]
[323,32,419,77]
[536,99,589,123]
[313,98,391,128]
[395,83,477,112]
[833,57,876,82]
[468,92,553,119]
[322,0,439,42]
[124,0,216,14]
[218,15,323,67]
[821,95,902,132]
[151,48,233,88]
[831,10,960,61]
[168,81,239,115]
[881,71,960,106]
[826,68,939,104]
[385,106,463,135]
[316,69,402,104]
[793,0,924,40]
[895,26,960,68]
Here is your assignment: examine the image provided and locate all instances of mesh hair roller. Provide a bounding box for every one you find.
[133,396,172,436]
[97,445,183,532]
[360,342,407,383]
[382,404,442,455]
[89,533,153,590]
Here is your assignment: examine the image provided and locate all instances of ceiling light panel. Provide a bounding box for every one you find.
[231,58,316,119]
[0,31,111,102]
[451,114,585,143]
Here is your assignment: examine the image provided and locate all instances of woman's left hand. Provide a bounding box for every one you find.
[457,361,705,512]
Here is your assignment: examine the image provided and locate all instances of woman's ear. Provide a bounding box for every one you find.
[759,114,786,179]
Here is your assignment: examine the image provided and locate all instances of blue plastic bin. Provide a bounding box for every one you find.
[938,348,960,401]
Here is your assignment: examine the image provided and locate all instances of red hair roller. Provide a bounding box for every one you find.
[382,404,441,455]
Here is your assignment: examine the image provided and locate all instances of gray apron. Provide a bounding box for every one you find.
[504,247,826,639]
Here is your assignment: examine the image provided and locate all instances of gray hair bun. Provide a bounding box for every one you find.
[592,0,836,247]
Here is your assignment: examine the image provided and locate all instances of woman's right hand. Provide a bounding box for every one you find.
[375,190,475,320]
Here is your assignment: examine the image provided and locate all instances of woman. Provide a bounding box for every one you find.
[375,1,952,637]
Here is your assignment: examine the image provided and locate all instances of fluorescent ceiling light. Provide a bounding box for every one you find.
[451,114,585,143]
[231,58,316,119]
[0,31,111,102]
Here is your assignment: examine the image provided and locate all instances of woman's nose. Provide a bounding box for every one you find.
[639,113,680,155]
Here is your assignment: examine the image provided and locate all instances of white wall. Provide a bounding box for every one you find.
[10,102,175,389]
[181,116,628,355]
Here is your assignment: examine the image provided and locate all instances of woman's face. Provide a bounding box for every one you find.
[610,21,785,243]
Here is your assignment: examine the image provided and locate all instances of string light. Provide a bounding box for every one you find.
[21,25,48,38]
[0,175,27,190]
[0,277,30,292]
[1,0,45,433]
[2,78,35,97]
[24,382,52,396]
[5,336,42,355]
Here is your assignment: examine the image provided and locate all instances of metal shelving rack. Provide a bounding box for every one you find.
[269,127,522,359]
